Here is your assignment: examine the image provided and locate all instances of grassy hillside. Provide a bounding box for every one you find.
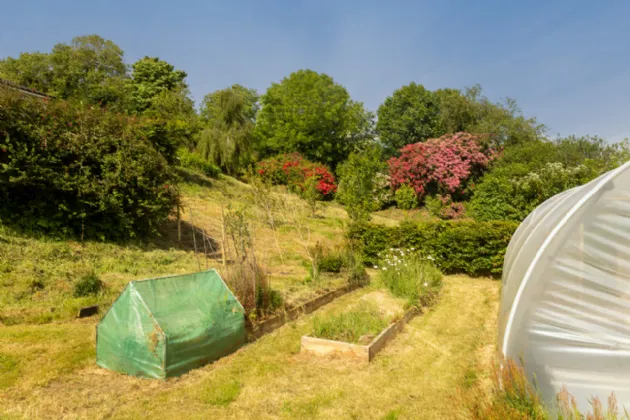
[0,168,351,326]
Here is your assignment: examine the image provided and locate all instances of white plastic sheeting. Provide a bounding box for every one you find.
[499,161,630,413]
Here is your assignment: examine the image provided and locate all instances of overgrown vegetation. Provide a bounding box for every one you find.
[376,248,443,308]
[311,300,390,344]
[0,90,179,239]
[468,358,630,419]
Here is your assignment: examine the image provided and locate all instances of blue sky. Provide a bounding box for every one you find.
[2,0,629,141]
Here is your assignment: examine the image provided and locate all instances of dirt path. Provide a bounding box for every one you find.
[1,276,500,419]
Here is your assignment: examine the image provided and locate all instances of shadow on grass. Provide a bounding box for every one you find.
[174,167,215,189]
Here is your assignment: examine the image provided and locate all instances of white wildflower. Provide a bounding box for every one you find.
[382,267,387,271]
[424,282,428,287]
[411,247,415,251]
[373,265,378,269]
[427,255,435,261]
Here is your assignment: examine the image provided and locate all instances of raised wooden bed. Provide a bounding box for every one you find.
[301,307,419,362]
[246,283,362,340]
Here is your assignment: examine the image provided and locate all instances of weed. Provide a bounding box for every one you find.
[382,408,402,419]
[73,270,104,297]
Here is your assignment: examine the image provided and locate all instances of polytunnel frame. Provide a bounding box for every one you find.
[501,160,630,357]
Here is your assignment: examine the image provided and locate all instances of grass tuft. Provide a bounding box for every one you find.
[201,378,242,406]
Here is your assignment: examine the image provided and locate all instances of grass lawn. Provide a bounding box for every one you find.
[0,275,499,419]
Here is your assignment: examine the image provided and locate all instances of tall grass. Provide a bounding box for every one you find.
[311,301,389,344]
[376,248,442,307]
[467,357,630,420]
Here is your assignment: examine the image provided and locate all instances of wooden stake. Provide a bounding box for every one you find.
[221,206,227,267]
[177,206,181,242]
[189,207,201,272]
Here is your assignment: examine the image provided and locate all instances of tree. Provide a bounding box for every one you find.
[127,57,196,161]
[255,69,373,169]
[0,35,128,107]
[201,84,259,124]
[436,85,546,148]
[197,86,258,175]
[127,56,188,113]
[337,145,386,222]
[376,82,442,156]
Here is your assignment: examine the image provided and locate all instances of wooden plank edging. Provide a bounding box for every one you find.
[246,283,362,340]
[301,307,420,362]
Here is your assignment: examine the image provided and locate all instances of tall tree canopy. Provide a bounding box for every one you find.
[127,56,188,113]
[196,85,259,175]
[255,69,373,169]
[0,35,127,105]
[376,82,442,156]
[377,83,546,156]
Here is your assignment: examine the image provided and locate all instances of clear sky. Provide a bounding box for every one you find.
[2,0,629,141]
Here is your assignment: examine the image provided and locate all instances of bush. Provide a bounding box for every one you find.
[376,248,442,307]
[424,194,466,220]
[73,270,104,297]
[0,91,179,240]
[388,132,497,201]
[373,172,395,210]
[176,148,220,178]
[256,153,336,199]
[395,184,418,210]
[311,301,389,344]
[336,146,387,222]
[471,162,596,222]
[347,220,518,276]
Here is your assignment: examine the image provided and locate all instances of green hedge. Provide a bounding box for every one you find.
[0,90,179,240]
[347,220,519,277]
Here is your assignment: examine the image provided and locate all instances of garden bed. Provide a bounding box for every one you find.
[245,283,363,340]
[301,307,418,362]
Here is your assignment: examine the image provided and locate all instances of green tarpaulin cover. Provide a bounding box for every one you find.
[96,269,245,379]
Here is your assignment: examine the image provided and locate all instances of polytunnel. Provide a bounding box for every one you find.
[498,161,630,412]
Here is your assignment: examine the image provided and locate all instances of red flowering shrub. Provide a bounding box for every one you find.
[256,153,337,199]
[388,132,497,201]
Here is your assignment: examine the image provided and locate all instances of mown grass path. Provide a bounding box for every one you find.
[0,276,499,419]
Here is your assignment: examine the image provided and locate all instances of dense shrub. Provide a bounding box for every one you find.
[347,220,518,276]
[376,248,443,307]
[256,153,336,199]
[0,91,179,239]
[424,194,466,220]
[394,184,418,210]
[388,132,497,201]
[337,145,386,222]
[471,162,596,221]
[176,148,220,178]
[372,172,395,210]
[73,270,104,297]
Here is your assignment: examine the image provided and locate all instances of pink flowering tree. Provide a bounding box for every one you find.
[388,132,498,201]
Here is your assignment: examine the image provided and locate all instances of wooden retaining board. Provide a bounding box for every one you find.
[246,283,362,340]
[301,308,419,362]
